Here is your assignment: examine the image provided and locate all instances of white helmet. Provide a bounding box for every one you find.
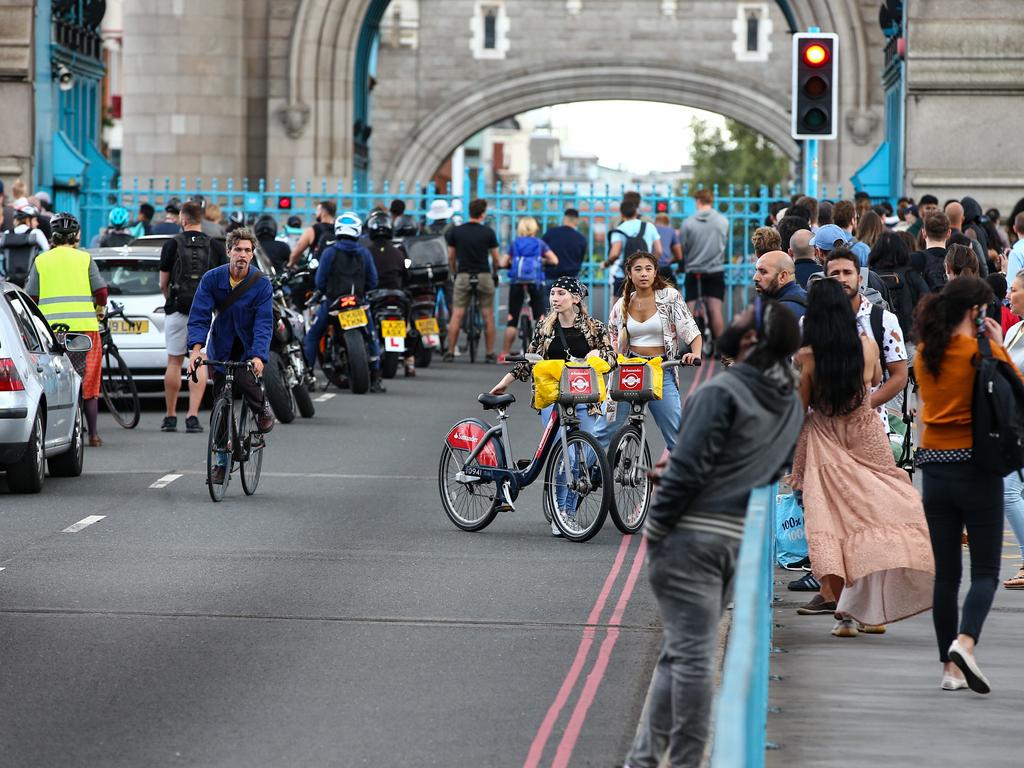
[334,211,362,239]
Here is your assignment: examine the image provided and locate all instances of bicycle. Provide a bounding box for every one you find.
[438,354,612,542]
[460,274,485,363]
[606,356,700,534]
[686,272,714,359]
[192,360,265,502]
[99,301,141,429]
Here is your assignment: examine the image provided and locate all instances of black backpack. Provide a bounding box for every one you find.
[324,243,366,298]
[876,268,914,344]
[100,231,133,248]
[0,231,42,286]
[312,222,335,258]
[972,333,1024,477]
[922,252,947,293]
[609,221,649,260]
[170,231,214,314]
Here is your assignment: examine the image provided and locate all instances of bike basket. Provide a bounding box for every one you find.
[610,355,664,402]
[557,362,603,406]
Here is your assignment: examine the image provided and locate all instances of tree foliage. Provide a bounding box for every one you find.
[688,118,791,192]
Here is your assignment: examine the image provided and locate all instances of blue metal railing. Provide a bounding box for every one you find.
[710,484,777,768]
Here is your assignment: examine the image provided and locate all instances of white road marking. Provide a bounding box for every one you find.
[313,393,336,402]
[61,515,106,533]
[0,568,5,572]
[149,473,183,489]
[88,469,433,481]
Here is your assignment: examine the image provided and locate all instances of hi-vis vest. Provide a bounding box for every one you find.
[34,246,99,332]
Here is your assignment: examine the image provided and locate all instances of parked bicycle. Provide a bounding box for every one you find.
[192,360,265,502]
[99,300,141,429]
[607,356,701,533]
[438,354,612,542]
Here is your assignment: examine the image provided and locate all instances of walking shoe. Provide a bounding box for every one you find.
[210,465,226,485]
[550,520,562,537]
[485,353,497,364]
[781,556,812,572]
[257,402,275,433]
[856,622,886,634]
[941,674,968,691]
[370,373,387,393]
[442,352,455,363]
[831,618,858,638]
[788,572,820,592]
[948,640,991,694]
[185,415,203,433]
[161,416,178,432]
[796,595,837,615]
[496,353,508,364]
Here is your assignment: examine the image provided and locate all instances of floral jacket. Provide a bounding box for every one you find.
[607,286,700,377]
[511,310,616,415]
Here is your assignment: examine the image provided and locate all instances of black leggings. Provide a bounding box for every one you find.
[921,462,1004,662]
[506,282,545,327]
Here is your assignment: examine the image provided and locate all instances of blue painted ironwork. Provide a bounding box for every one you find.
[709,484,776,768]
[353,0,391,189]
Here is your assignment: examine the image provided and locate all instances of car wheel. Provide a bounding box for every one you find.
[6,411,45,493]
[49,400,85,477]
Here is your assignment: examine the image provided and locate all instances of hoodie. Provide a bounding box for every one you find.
[644,361,804,543]
[961,196,990,255]
[679,208,728,273]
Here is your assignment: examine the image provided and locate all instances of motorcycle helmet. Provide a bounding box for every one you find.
[50,212,80,238]
[254,213,278,241]
[334,211,362,240]
[394,214,418,238]
[365,210,393,239]
[108,205,130,229]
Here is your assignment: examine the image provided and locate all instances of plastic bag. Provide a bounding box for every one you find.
[775,491,808,567]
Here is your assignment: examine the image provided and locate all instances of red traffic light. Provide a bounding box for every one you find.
[803,43,828,67]
[655,199,669,214]
[278,196,292,209]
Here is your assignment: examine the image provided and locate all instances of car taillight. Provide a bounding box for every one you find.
[0,358,25,392]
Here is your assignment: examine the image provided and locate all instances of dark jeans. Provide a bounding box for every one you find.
[627,529,739,768]
[921,462,1004,662]
[212,369,266,417]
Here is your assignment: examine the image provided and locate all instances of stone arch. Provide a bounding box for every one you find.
[386,62,800,184]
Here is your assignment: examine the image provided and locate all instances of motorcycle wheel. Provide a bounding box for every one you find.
[293,380,316,418]
[344,329,371,394]
[381,351,400,379]
[264,351,296,423]
[415,345,432,368]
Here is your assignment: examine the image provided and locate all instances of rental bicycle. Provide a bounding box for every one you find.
[607,356,700,533]
[438,354,612,542]
[192,360,265,502]
[99,301,141,429]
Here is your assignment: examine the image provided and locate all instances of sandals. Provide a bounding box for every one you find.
[1003,566,1024,590]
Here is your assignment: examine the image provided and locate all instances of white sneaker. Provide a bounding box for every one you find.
[831,618,858,638]
[948,640,991,694]
[550,520,562,537]
[941,674,968,691]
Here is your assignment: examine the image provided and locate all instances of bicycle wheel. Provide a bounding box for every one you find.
[467,295,480,363]
[438,442,500,532]
[101,346,140,429]
[207,397,233,502]
[545,430,611,542]
[239,407,264,496]
[518,313,532,355]
[608,423,653,534]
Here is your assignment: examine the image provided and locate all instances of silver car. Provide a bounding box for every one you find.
[0,282,89,493]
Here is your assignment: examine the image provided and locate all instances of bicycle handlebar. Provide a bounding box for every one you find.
[189,358,253,383]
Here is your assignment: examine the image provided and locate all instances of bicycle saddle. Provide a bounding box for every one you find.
[478,393,515,410]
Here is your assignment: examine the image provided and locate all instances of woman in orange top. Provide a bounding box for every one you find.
[915,276,1019,695]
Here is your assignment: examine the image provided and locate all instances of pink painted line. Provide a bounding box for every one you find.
[551,537,649,768]
[522,535,634,768]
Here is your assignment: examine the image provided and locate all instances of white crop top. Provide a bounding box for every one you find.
[625,312,663,347]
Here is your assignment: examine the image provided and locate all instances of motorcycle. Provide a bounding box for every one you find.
[310,291,374,394]
[264,271,316,423]
[401,235,450,368]
[367,289,411,379]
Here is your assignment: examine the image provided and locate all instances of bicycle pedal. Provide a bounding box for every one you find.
[496,482,516,513]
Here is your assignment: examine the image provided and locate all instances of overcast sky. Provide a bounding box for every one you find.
[523,101,727,174]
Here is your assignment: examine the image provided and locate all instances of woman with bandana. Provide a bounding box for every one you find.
[490,276,616,535]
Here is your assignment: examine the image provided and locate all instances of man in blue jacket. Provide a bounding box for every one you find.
[187,227,275,483]
[303,211,385,392]
[753,250,807,319]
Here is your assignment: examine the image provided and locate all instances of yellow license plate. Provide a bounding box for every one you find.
[109,319,149,334]
[415,317,440,334]
[381,320,407,338]
[337,308,368,329]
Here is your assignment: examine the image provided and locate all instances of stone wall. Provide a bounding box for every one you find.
[0,0,35,190]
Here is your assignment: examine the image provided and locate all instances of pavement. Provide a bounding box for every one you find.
[0,357,692,768]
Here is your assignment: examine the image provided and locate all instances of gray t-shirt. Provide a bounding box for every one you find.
[679,208,728,274]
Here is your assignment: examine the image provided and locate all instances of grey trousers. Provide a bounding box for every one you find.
[626,528,739,768]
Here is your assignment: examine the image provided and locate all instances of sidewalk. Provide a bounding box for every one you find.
[767,544,1024,768]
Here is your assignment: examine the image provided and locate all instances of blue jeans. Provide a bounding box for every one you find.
[303,300,381,371]
[539,403,602,512]
[595,369,682,451]
[1004,471,1024,561]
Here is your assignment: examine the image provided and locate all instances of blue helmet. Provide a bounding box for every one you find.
[108,206,130,228]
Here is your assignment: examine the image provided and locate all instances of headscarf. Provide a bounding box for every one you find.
[552,275,588,299]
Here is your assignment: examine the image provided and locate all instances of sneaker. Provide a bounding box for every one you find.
[787,572,821,592]
[442,352,455,363]
[485,353,497,364]
[781,556,812,572]
[161,416,178,432]
[496,353,508,364]
[185,415,203,433]
[948,639,991,694]
[796,595,837,615]
[832,618,858,638]
[550,520,562,537]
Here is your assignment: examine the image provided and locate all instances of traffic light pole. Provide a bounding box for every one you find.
[803,138,819,197]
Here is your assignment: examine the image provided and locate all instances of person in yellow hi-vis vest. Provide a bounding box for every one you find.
[26,212,108,446]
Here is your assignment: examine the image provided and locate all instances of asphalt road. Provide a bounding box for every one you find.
[0,359,703,768]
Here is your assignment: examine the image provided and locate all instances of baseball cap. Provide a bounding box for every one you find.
[811,224,851,251]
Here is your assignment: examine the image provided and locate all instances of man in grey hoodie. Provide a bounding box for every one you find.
[625,299,804,768]
[679,189,729,341]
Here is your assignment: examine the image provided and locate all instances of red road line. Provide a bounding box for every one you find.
[522,534,633,768]
[551,537,649,768]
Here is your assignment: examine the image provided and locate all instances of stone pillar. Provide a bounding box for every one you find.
[0,0,35,190]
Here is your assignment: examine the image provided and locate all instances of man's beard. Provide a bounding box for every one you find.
[716,320,754,359]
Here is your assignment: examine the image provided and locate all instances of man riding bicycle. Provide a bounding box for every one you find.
[187,227,275,484]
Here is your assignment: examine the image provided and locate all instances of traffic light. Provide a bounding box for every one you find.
[277,196,292,209]
[655,199,669,215]
[791,32,838,140]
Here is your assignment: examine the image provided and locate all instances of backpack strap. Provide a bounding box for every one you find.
[215,269,261,314]
[870,304,888,378]
[638,221,647,239]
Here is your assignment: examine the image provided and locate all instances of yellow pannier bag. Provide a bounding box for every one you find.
[532,355,611,409]
[612,354,664,400]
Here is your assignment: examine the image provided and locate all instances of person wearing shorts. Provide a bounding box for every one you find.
[444,198,500,362]
[679,189,729,341]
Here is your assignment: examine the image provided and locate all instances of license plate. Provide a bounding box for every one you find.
[381,319,407,338]
[385,336,406,352]
[415,317,440,335]
[109,319,149,334]
[337,308,368,329]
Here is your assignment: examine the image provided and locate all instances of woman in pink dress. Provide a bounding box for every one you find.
[791,278,934,637]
